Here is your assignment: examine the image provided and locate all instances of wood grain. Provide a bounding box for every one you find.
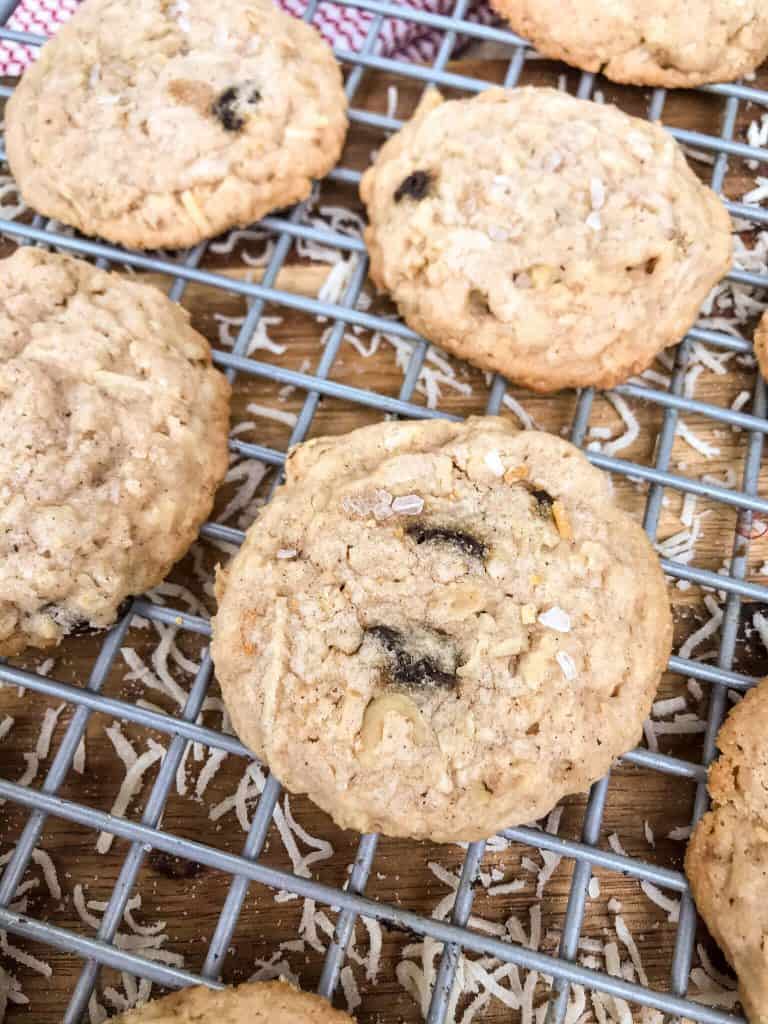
[1,52,768,1023]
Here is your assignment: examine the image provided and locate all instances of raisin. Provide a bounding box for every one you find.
[40,596,133,638]
[406,523,486,560]
[366,624,458,689]
[530,488,554,517]
[212,82,261,132]
[394,170,432,203]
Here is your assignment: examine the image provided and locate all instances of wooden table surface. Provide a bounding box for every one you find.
[1,51,768,1024]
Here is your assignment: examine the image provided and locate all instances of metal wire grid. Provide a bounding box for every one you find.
[0,1,766,1021]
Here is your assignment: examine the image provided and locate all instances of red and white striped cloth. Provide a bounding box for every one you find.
[0,0,497,77]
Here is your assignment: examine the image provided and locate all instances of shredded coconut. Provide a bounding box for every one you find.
[501,393,537,429]
[246,401,298,427]
[651,696,687,718]
[556,650,577,680]
[97,731,165,854]
[340,965,361,1014]
[391,494,425,516]
[607,833,628,857]
[35,704,65,760]
[676,418,720,458]
[484,450,505,477]
[538,607,571,632]
[602,394,639,456]
[640,880,680,922]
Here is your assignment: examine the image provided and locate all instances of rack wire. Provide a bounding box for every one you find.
[0,1,767,1021]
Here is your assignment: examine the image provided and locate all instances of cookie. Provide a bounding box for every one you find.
[5,0,348,250]
[686,677,768,1024]
[489,0,768,88]
[360,87,732,393]
[754,310,768,380]
[212,416,672,842]
[0,248,230,656]
[110,979,355,1023]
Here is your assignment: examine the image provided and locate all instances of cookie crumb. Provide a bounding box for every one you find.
[503,465,528,483]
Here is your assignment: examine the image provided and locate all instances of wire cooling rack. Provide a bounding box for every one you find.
[1,1,768,1021]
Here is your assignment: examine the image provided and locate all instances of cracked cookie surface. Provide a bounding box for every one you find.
[5,0,348,250]
[0,249,230,656]
[686,677,768,1024]
[360,87,732,394]
[212,416,672,841]
[111,979,354,1023]
[489,0,768,87]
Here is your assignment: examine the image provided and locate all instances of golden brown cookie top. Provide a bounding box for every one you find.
[5,0,348,249]
[0,248,230,655]
[754,311,768,381]
[686,678,768,1024]
[360,87,732,393]
[212,416,672,842]
[490,0,768,87]
[112,980,354,1023]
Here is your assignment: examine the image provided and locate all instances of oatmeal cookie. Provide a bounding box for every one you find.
[686,677,768,1024]
[111,979,355,1023]
[5,0,348,249]
[489,0,768,88]
[212,416,672,841]
[360,87,732,393]
[0,248,230,656]
[754,309,768,380]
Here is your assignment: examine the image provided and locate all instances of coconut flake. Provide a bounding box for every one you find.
[501,393,537,429]
[361,916,382,983]
[676,419,720,458]
[391,494,424,516]
[484,450,505,477]
[643,714,660,751]
[556,651,577,680]
[679,597,723,660]
[651,696,687,718]
[196,749,228,798]
[17,754,38,787]
[589,177,605,210]
[35,704,65,760]
[607,833,628,857]
[538,607,571,632]
[97,736,165,854]
[640,880,680,922]
[602,394,639,456]
[31,849,61,901]
[245,402,298,427]
[73,736,86,774]
[340,966,361,1013]
[0,931,52,978]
